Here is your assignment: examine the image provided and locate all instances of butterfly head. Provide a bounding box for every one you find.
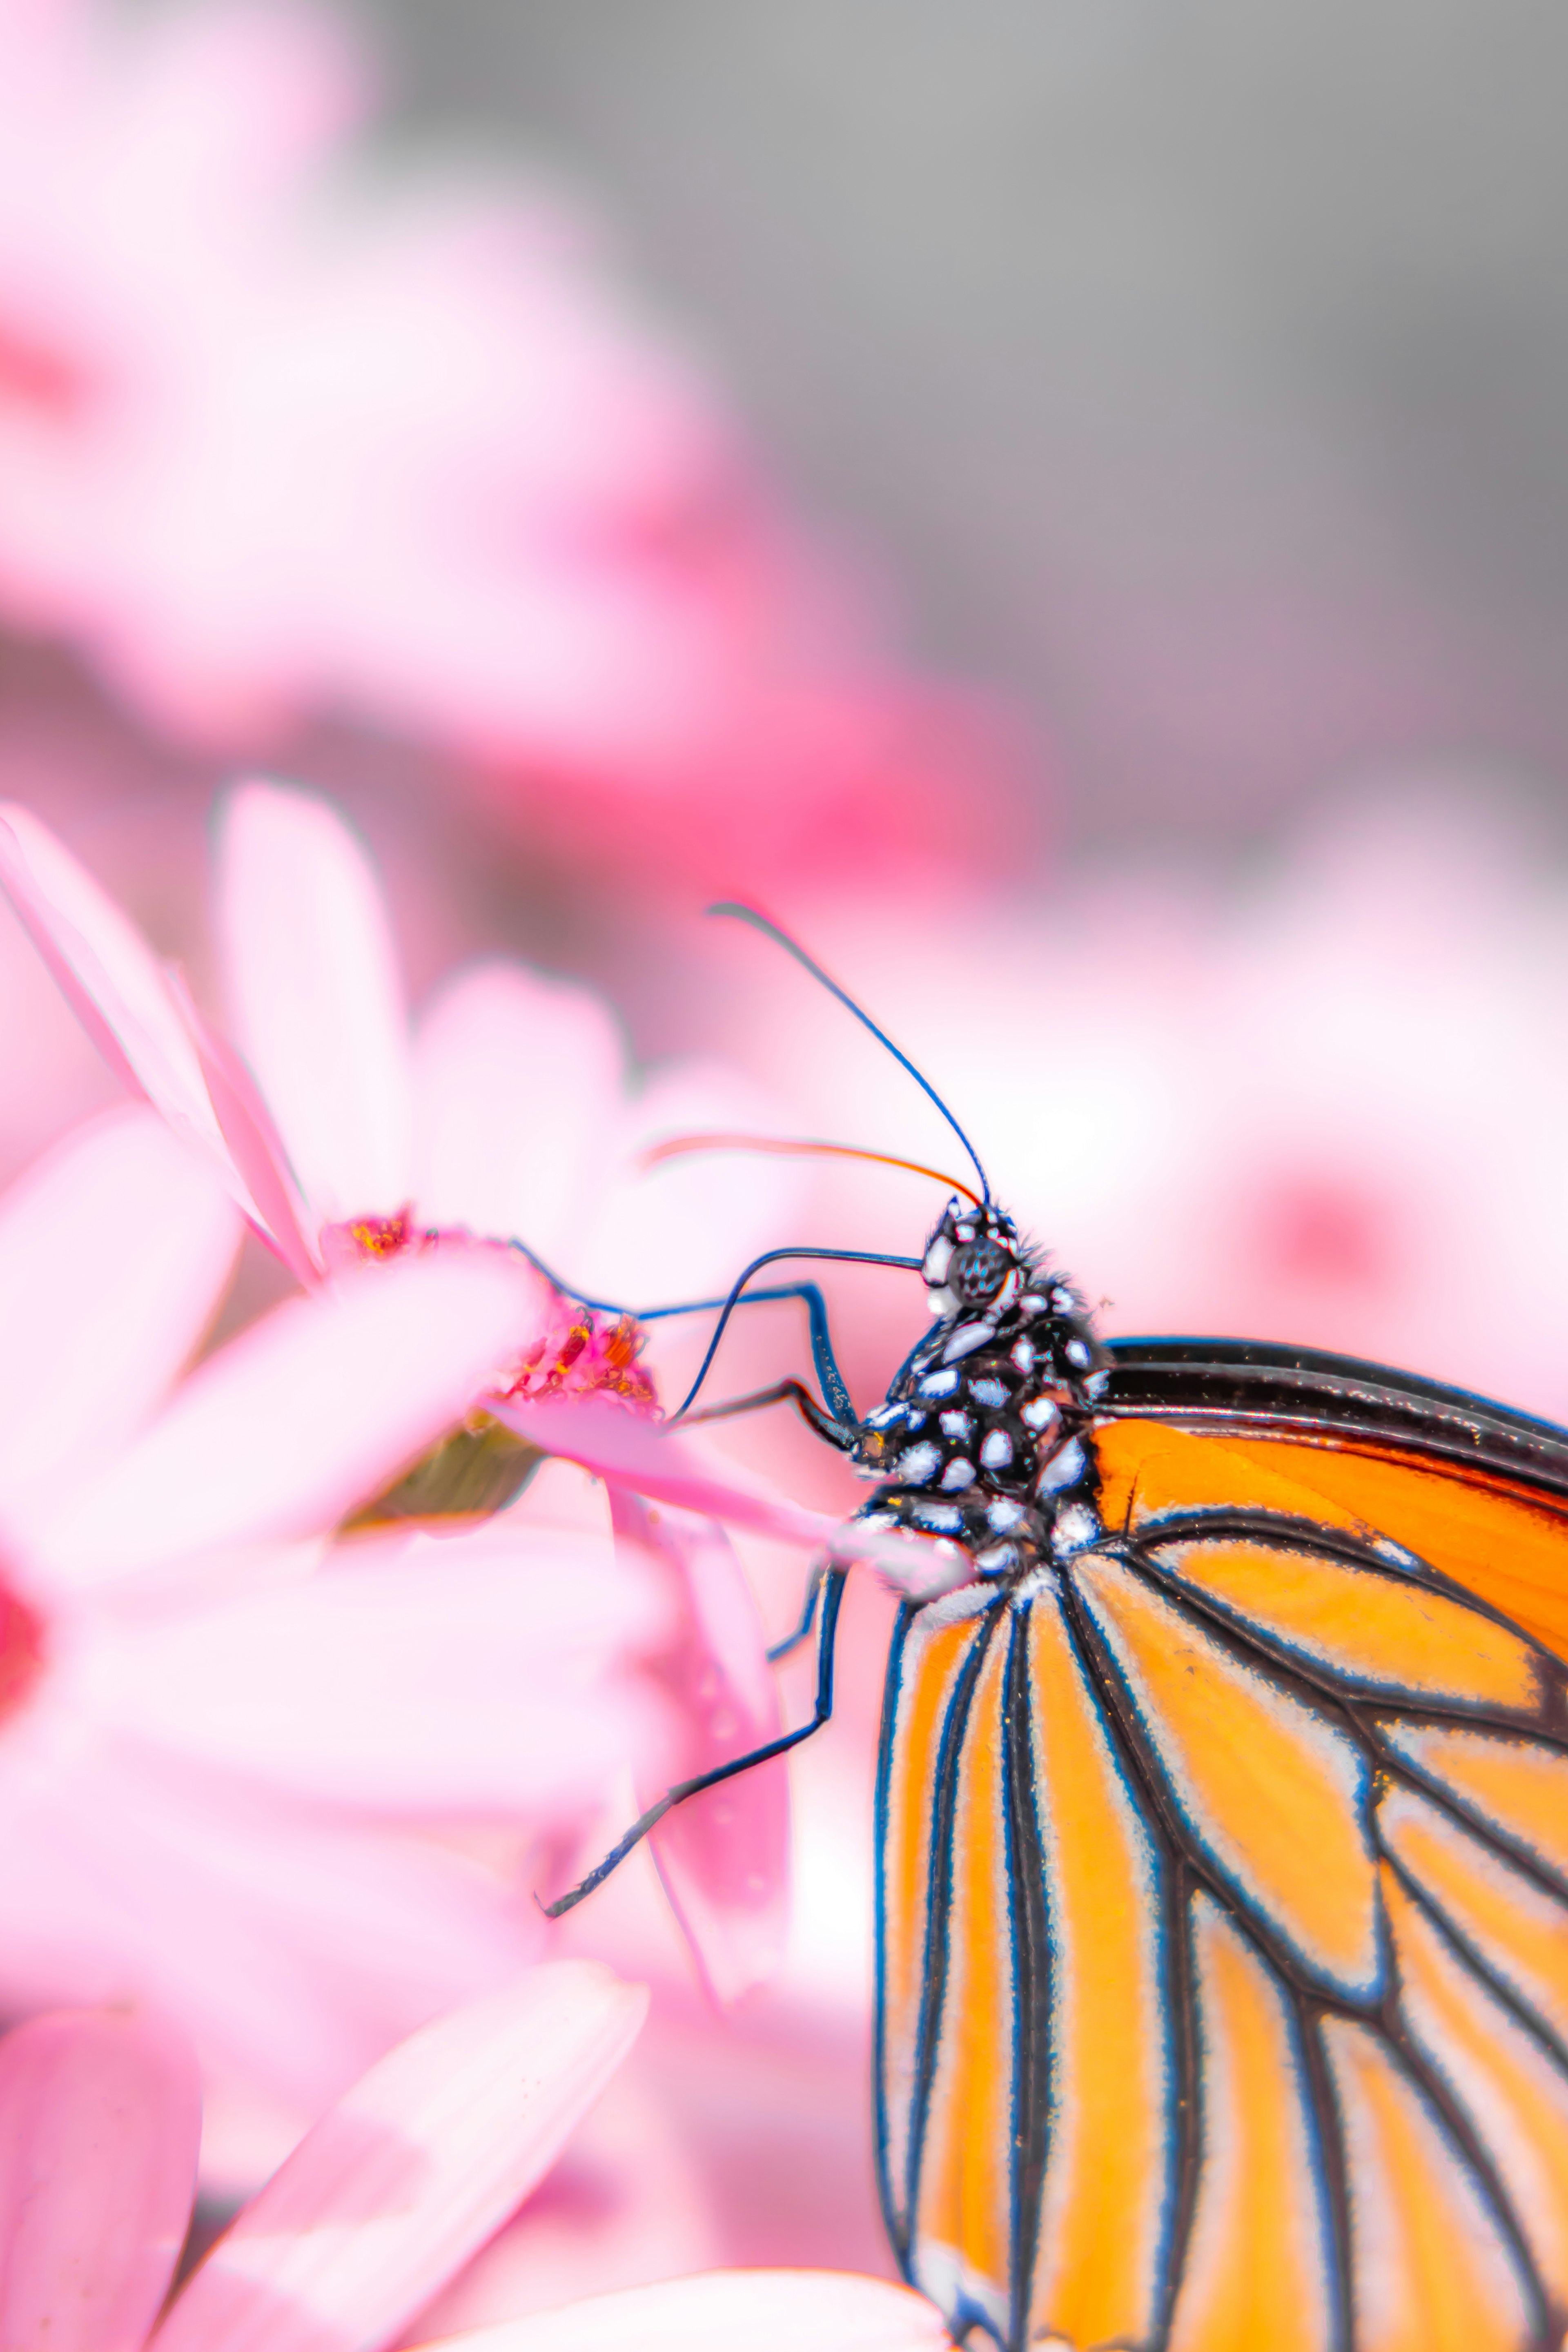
[921,1200,1031,1320]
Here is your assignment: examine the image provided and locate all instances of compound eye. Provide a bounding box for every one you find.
[949,1237,1011,1303]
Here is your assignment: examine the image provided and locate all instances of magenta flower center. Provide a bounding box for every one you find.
[499,1308,658,1413]
[341,1209,414,1262]
[325,1207,659,1413]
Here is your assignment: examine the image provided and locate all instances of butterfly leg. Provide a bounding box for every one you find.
[541,1564,848,1917]
[509,1236,911,1424]
[647,1276,859,1427]
[766,1561,826,1662]
[683,1376,854,1451]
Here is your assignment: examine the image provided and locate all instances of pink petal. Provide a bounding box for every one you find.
[609,1492,787,2005]
[0,809,233,1180]
[216,782,412,1225]
[80,1524,670,1816]
[0,1749,543,2110]
[491,1399,840,1552]
[38,1249,544,1584]
[152,1964,649,2352]
[0,1107,240,1529]
[167,972,323,1285]
[0,2008,202,2352]
[409,2271,951,2352]
[403,2063,722,2341]
[496,1402,969,1595]
[412,963,625,1260]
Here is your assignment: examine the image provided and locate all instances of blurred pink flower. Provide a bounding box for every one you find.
[0,778,852,2006]
[0,779,794,1306]
[0,0,1012,894]
[0,1100,675,2105]
[0,1970,945,2352]
[0,1962,649,2352]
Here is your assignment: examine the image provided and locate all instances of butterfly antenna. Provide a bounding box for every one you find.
[709,903,992,1205]
[642,1131,984,1207]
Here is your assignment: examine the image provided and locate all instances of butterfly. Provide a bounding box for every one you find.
[547,907,1568,2352]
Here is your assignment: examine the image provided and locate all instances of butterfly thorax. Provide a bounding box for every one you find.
[850,1200,1111,1582]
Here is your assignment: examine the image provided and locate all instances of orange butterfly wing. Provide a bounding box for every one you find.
[877,1354,1568,2352]
[1097,1414,1568,1663]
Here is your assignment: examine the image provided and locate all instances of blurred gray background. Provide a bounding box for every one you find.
[366,0,1568,855]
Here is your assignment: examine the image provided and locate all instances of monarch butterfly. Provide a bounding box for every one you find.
[547,907,1568,2352]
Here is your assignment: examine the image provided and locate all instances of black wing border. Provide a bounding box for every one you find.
[1101,1336,1568,1500]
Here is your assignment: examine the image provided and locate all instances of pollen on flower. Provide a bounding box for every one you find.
[346,1210,412,1261]
[319,1207,420,1274]
[500,1304,657,1412]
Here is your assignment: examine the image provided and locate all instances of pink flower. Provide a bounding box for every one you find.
[0,778,860,2004]
[0,0,713,759]
[0,1968,946,2352]
[0,1100,673,2106]
[0,1962,651,2352]
[0,779,792,1307]
[0,0,1011,895]
[0,777,962,2016]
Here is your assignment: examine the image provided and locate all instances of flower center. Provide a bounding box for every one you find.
[339,1210,414,1263]
[499,1309,657,1412]
[336,1225,658,1529]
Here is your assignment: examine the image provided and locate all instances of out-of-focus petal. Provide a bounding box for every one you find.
[0,807,233,1178]
[487,1399,970,1597]
[413,963,625,1262]
[153,1964,648,2352]
[0,2007,202,2352]
[410,2270,951,2352]
[492,1399,840,1551]
[575,1060,800,1308]
[0,1107,239,1529]
[610,1492,786,2005]
[169,973,323,1284]
[37,1250,543,1583]
[0,1748,542,2110]
[216,781,412,1225]
[404,2064,722,2341]
[78,1523,670,1816]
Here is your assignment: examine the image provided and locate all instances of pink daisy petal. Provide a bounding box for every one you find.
[494,1403,967,1594]
[216,781,412,1226]
[0,1106,239,1526]
[412,963,625,1261]
[0,1748,542,2109]
[81,1526,670,1816]
[403,2064,722,2341]
[408,2270,951,2352]
[166,971,323,1285]
[39,1250,543,1584]
[152,1963,649,2352]
[0,807,232,1178]
[0,2007,202,2352]
[610,1492,787,2006]
[490,1399,840,1552]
